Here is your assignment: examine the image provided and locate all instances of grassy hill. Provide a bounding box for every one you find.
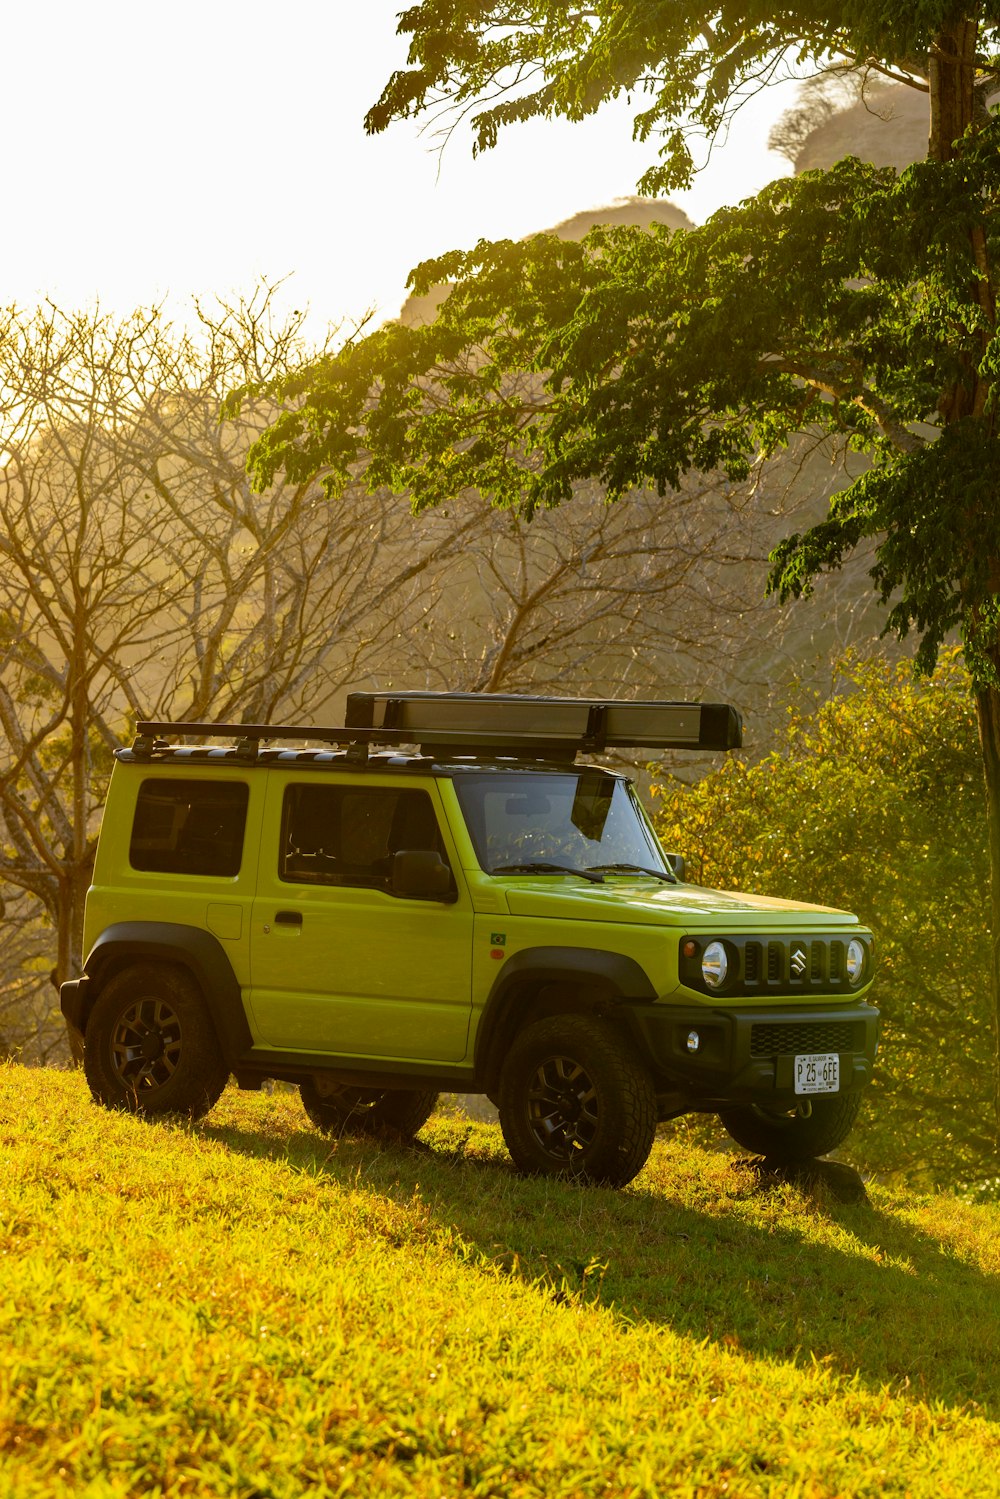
[1,1065,997,1497]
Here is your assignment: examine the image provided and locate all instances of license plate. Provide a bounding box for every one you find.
[794,1052,839,1094]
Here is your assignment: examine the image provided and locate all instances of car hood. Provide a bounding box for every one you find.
[501,877,860,928]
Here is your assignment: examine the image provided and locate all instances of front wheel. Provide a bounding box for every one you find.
[83,963,229,1120]
[300,1078,438,1139]
[497,1014,656,1188]
[718,1091,863,1162]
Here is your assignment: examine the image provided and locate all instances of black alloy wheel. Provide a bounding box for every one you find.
[525,1052,600,1162]
[109,997,183,1093]
[498,1014,656,1188]
[84,963,229,1119]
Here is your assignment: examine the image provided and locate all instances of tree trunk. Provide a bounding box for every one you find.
[975,679,1000,1142]
[56,870,88,1065]
[932,19,1000,1145]
[928,16,977,163]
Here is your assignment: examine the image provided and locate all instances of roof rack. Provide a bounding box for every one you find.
[130,720,422,764]
[130,693,741,763]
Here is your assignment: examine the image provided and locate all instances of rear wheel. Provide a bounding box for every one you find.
[300,1078,438,1139]
[84,963,228,1120]
[497,1014,656,1188]
[718,1091,863,1162]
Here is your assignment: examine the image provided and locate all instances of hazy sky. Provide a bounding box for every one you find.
[2,3,800,338]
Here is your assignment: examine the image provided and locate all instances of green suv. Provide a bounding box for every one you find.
[61,692,878,1187]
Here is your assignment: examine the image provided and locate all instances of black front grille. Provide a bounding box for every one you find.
[742,936,856,992]
[750,1021,860,1058]
[680,931,870,997]
[830,941,844,982]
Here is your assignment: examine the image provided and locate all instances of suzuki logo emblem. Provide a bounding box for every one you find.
[790,945,808,977]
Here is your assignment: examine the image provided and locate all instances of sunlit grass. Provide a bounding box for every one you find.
[1,1063,997,1496]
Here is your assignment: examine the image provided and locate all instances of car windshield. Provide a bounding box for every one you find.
[452,771,669,876]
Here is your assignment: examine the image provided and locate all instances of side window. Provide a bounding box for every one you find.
[130,779,249,876]
[280,784,446,889]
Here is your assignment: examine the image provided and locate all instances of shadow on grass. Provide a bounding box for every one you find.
[198,1110,1000,1418]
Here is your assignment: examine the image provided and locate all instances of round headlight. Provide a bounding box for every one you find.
[701,940,728,989]
[846,939,866,984]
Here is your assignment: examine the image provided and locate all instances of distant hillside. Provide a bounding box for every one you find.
[795,83,926,173]
[399,196,693,327]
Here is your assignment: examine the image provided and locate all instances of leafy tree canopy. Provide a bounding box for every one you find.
[247,136,1000,682]
[243,7,1000,687]
[368,2,1000,193]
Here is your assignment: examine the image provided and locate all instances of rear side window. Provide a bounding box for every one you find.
[280,783,445,889]
[129,778,249,876]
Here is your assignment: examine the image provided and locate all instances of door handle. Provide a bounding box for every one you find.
[274,910,303,926]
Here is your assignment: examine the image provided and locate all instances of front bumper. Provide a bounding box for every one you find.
[626,1000,880,1107]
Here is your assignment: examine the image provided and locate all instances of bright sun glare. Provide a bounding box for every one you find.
[2,3,796,337]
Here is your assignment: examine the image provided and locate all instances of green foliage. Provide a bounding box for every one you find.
[245,136,1000,687]
[236,11,1000,698]
[1,1065,999,1496]
[370,2,986,193]
[773,418,1000,680]
[652,654,995,1184]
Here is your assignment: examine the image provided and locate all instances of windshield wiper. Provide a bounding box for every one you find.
[489,861,605,883]
[585,862,677,884]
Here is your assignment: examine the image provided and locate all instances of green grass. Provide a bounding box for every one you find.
[1,1065,998,1497]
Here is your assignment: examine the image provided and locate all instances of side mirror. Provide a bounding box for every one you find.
[665,852,686,882]
[391,849,454,901]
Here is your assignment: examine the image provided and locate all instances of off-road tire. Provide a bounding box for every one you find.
[83,962,229,1120]
[718,1091,863,1162]
[497,1014,656,1188]
[300,1079,438,1139]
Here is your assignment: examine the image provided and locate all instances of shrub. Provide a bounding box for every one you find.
[653,652,995,1184]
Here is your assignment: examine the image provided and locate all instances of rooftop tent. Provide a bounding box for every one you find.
[345,691,742,754]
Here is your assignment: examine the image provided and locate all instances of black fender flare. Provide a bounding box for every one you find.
[474,946,656,1095]
[70,922,252,1065]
